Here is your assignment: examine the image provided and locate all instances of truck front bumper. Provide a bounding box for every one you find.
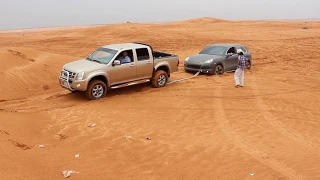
[59,70,87,91]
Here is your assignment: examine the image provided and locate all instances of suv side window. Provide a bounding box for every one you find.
[227,47,236,54]
[240,46,248,52]
[236,46,247,53]
[136,48,150,61]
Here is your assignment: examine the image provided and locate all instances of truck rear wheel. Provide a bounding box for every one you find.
[151,70,168,88]
[85,80,107,100]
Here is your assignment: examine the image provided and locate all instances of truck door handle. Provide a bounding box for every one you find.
[129,64,135,67]
[146,61,152,64]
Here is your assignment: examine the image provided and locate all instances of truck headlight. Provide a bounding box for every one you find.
[185,57,189,62]
[77,71,85,80]
[204,59,213,63]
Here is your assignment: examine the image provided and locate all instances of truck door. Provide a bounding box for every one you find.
[110,49,137,85]
[136,47,153,79]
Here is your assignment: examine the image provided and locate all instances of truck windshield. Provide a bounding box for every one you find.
[199,46,227,55]
[87,47,118,64]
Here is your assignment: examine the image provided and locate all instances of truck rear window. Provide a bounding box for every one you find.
[136,48,150,61]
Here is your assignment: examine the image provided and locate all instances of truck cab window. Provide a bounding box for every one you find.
[116,50,133,64]
[136,48,150,61]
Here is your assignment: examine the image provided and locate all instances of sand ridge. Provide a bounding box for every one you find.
[0,18,320,179]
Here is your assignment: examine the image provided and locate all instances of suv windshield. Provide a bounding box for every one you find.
[87,47,118,64]
[199,46,227,55]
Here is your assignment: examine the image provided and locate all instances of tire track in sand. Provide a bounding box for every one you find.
[213,85,307,180]
[250,75,320,150]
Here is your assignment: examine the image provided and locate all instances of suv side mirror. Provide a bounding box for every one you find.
[113,60,121,66]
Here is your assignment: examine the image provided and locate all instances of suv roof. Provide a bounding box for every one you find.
[101,43,149,50]
[209,43,244,47]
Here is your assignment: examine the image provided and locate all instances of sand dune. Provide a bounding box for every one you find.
[0,18,320,180]
[0,47,77,100]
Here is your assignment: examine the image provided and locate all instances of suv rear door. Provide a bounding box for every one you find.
[240,46,251,59]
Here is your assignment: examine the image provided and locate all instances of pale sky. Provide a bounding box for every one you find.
[0,0,319,30]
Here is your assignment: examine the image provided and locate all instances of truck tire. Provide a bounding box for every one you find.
[85,80,107,100]
[151,70,168,88]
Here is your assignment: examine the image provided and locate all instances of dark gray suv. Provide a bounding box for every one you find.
[184,44,252,75]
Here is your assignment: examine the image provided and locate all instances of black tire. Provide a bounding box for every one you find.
[213,64,224,75]
[151,70,168,88]
[85,80,107,100]
[245,61,251,70]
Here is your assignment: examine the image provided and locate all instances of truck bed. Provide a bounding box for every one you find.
[153,51,177,59]
[153,51,179,74]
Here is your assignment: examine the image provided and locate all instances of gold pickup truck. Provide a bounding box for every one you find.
[59,42,179,100]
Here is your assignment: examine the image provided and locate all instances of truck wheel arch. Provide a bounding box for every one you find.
[154,65,170,77]
[88,75,109,88]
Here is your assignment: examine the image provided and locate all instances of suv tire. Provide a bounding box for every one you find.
[213,64,224,75]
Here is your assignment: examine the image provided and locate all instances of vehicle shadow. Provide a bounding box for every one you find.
[106,83,154,97]
[61,69,240,102]
[62,83,155,102]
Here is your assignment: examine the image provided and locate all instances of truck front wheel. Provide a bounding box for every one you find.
[151,70,168,88]
[85,80,107,100]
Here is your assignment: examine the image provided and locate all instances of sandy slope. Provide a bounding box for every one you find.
[0,18,320,180]
[0,47,78,100]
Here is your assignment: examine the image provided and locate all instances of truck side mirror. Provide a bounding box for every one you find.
[113,60,121,66]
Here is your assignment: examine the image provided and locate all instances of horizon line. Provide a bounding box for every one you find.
[1,17,319,32]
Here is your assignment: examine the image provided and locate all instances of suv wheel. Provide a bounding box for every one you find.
[151,70,168,88]
[245,61,251,70]
[213,64,224,75]
[85,80,107,100]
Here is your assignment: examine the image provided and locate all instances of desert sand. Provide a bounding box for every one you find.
[0,18,320,180]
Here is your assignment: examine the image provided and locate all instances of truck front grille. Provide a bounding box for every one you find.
[62,69,76,79]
